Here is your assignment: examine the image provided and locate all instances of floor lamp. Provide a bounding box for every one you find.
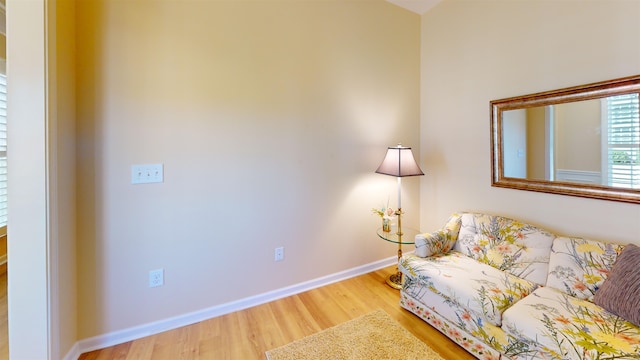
[375,144,424,288]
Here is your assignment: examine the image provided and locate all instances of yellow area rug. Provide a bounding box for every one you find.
[265,309,445,360]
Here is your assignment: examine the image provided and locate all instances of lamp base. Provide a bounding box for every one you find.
[385,272,403,290]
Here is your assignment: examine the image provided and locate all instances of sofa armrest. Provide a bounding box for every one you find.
[414,213,462,257]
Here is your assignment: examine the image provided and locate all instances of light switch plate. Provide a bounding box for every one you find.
[132,164,163,184]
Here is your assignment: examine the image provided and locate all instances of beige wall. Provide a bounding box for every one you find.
[555,99,601,172]
[420,0,640,242]
[76,0,420,339]
[50,0,78,357]
[526,106,546,180]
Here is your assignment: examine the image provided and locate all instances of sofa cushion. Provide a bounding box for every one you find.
[453,213,555,285]
[399,252,538,327]
[415,213,461,257]
[502,286,640,359]
[594,244,640,327]
[546,237,624,301]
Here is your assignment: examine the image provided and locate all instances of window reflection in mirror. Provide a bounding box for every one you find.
[502,93,639,189]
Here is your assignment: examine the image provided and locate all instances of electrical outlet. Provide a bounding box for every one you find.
[274,247,284,262]
[149,269,164,287]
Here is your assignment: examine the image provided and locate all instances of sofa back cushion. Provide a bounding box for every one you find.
[453,213,555,285]
[546,237,624,301]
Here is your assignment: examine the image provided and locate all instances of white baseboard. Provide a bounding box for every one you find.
[62,343,80,360]
[66,255,398,359]
[556,169,601,184]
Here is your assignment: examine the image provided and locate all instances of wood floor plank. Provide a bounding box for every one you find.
[267,295,319,342]
[222,311,255,359]
[195,314,220,343]
[77,266,476,359]
[0,271,6,360]
[124,336,155,360]
[176,325,200,360]
[244,303,284,352]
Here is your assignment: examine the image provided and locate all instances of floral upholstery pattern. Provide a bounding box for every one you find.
[400,291,504,360]
[415,213,462,257]
[503,286,640,359]
[400,252,538,357]
[399,212,640,360]
[400,252,538,327]
[454,213,555,285]
[546,237,624,301]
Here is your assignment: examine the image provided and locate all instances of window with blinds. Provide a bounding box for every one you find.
[0,74,6,227]
[605,93,640,189]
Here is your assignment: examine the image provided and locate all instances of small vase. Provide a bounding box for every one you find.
[382,218,391,232]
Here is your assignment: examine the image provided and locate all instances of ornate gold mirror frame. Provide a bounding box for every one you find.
[491,75,640,203]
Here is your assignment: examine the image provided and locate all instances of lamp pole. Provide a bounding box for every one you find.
[375,144,424,289]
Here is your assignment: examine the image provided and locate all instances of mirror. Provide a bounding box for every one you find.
[491,75,640,203]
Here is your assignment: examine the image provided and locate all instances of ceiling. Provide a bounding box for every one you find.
[386,0,442,14]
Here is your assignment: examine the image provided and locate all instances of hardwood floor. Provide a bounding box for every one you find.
[0,269,7,360]
[79,266,475,359]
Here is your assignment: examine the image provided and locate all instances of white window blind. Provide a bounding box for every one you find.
[605,93,640,189]
[0,74,6,227]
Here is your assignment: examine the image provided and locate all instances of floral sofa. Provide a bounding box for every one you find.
[398,212,640,359]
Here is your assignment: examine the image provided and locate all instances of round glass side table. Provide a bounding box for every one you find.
[377,226,420,289]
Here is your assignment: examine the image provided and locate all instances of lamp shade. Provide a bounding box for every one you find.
[375,145,424,177]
